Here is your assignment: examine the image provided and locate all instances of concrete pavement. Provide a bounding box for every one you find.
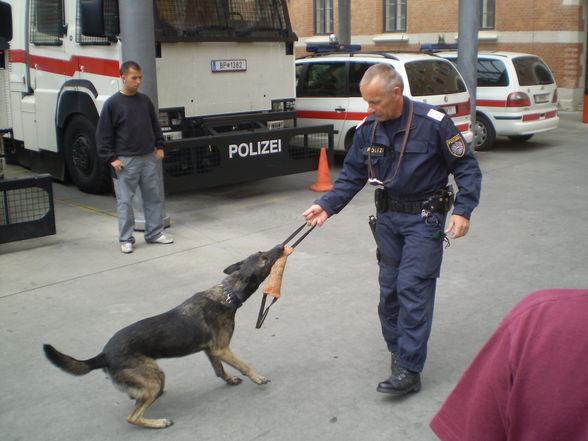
[1,111,588,441]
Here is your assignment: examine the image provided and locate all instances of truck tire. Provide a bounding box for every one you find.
[63,115,110,194]
[473,113,496,152]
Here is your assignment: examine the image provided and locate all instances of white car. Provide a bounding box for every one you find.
[295,51,473,153]
[436,51,559,151]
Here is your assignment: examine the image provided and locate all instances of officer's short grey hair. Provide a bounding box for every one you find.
[360,63,404,94]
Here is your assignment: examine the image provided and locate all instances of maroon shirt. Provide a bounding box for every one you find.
[430,289,588,441]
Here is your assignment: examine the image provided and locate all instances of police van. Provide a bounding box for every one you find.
[295,50,473,153]
[0,0,332,194]
[436,51,559,151]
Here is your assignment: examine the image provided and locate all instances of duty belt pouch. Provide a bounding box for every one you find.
[374,188,388,213]
[422,185,455,214]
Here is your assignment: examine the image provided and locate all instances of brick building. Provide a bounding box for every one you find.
[287,0,586,111]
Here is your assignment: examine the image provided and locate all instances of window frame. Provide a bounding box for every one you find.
[479,0,495,30]
[383,0,407,33]
[314,0,334,35]
[30,0,65,46]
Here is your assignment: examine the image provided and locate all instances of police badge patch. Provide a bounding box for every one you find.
[446,134,466,157]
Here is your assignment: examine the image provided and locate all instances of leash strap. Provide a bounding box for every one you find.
[256,294,278,328]
[256,223,315,328]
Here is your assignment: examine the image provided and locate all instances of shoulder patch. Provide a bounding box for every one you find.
[356,116,369,129]
[446,134,466,158]
[427,108,445,122]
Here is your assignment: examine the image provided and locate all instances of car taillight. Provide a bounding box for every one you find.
[506,92,531,107]
[552,89,558,104]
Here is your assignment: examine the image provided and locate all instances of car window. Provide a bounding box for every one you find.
[295,63,305,89]
[297,62,347,97]
[513,56,554,86]
[404,60,466,96]
[349,61,376,97]
[477,59,509,87]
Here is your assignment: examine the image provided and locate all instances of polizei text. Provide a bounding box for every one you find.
[228,139,282,159]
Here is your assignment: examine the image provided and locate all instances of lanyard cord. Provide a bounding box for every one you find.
[368,99,414,185]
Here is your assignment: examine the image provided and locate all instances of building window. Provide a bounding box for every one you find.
[30,0,64,45]
[480,0,495,30]
[384,0,407,32]
[314,0,333,35]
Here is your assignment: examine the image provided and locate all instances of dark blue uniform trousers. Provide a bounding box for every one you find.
[375,210,446,373]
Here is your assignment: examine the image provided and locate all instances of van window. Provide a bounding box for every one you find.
[477,59,508,87]
[349,61,375,97]
[30,0,64,46]
[513,56,554,86]
[404,60,466,96]
[297,62,346,98]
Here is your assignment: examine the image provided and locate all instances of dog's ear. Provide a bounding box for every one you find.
[223,260,243,275]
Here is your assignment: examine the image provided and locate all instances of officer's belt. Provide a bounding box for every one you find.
[386,199,424,214]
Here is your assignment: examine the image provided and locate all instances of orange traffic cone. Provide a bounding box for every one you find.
[309,147,333,192]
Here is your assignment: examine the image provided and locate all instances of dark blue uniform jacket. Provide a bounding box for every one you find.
[317,98,482,219]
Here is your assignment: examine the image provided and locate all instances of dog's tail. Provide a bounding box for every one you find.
[43,344,108,376]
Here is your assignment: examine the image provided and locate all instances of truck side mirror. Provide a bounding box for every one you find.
[80,0,106,38]
[0,1,13,47]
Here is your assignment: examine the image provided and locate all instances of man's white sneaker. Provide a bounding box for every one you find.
[120,242,133,254]
[148,233,174,244]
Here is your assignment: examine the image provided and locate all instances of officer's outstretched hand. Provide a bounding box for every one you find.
[445,214,470,239]
[303,204,329,226]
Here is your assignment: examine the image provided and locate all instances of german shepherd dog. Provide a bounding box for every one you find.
[43,244,284,429]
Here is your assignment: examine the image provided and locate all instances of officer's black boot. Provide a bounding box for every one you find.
[376,359,421,396]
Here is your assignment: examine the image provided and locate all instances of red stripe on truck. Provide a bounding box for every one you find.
[9,49,120,78]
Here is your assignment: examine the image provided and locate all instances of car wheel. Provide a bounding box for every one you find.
[473,114,496,152]
[64,115,111,194]
[508,134,534,142]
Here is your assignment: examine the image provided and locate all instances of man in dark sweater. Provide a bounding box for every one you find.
[96,60,173,253]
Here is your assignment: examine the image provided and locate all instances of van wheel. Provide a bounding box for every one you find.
[473,114,496,152]
[344,129,356,153]
[64,115,111,194]
[508,134,534,142]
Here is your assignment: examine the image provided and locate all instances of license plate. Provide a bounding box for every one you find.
[442,105,457,116]
[534,93,549,104]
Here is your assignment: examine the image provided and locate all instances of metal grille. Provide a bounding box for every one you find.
[76,0,119,45]
[155,0,294,42]
[30,0,64,46]
[0,175,56,244]
[165,145,221,177]
[0,187,50,224]
[287,133,324,160]
[0,61,12,131]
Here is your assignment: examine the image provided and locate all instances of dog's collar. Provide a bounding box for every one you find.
[221,282,242,308]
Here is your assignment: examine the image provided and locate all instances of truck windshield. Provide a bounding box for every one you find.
[154,0,296,43]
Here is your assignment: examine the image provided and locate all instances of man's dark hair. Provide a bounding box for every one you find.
[120,60,141,76]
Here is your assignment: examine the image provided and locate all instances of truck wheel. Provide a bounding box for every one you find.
[473,113,496,152]
[64,115,110,194]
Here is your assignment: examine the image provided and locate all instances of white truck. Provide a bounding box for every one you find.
[0,0,332,194]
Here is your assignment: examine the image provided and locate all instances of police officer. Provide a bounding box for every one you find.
[303,63,482,396]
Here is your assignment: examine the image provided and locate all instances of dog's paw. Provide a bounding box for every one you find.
[128,417,174,429]
[225,375,242,386]
[252,375,271,385]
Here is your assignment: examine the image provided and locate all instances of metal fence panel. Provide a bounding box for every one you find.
[0,175,56,244]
